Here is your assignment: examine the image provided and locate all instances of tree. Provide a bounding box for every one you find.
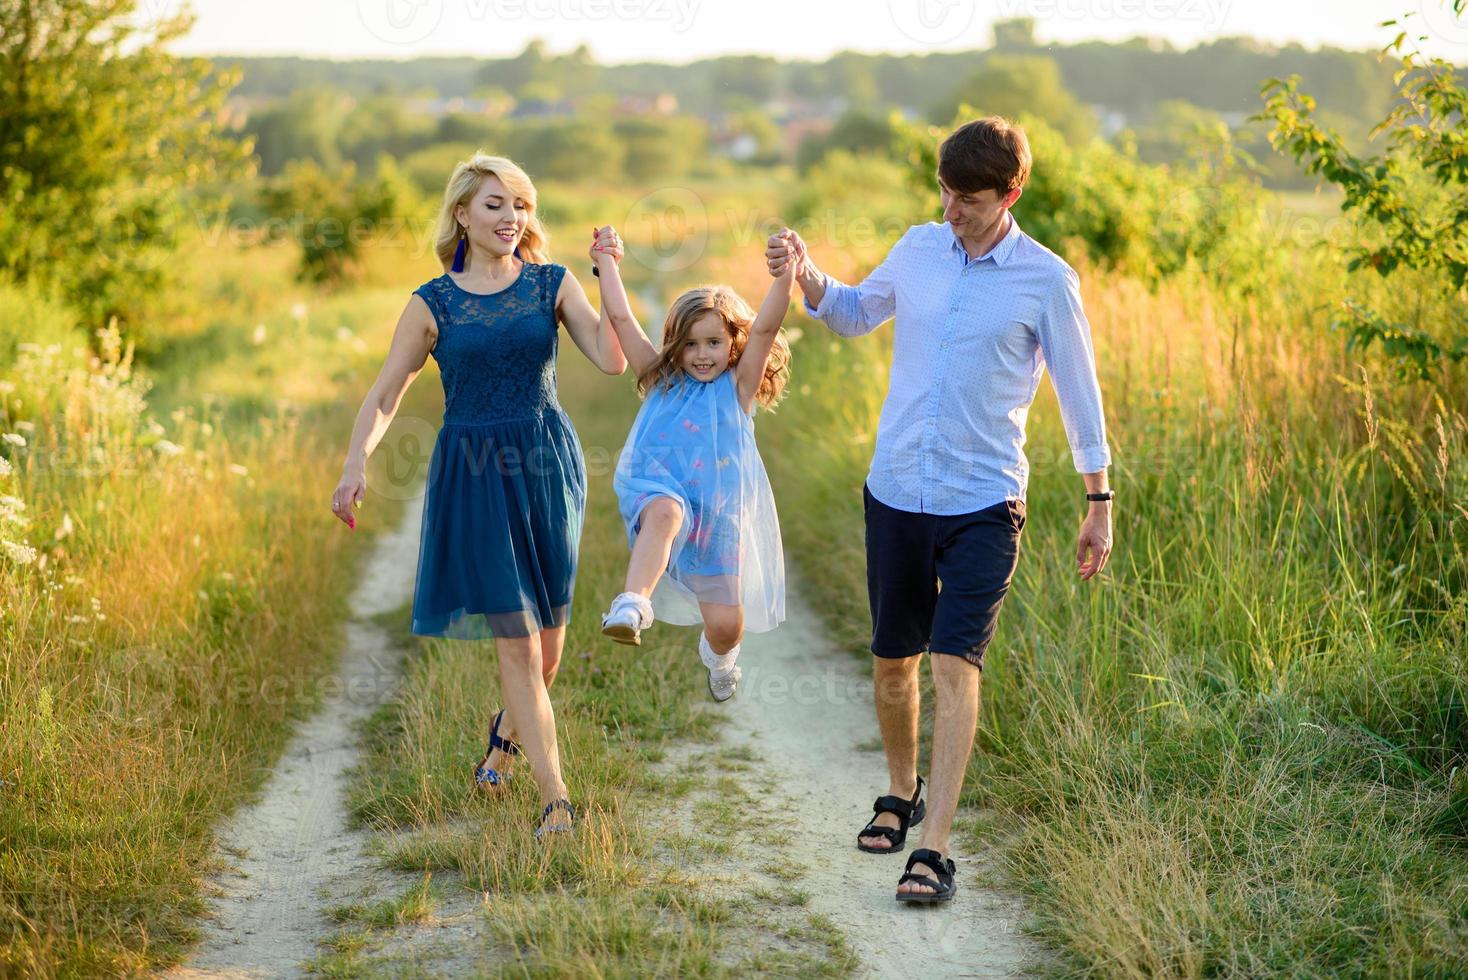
[992,17,1038,49]
[797,109,901,172]
[1131,100,1230,165]
[928,54,1097,147]
[1257,2,1468,380]
[246,88,349,175]
[0,0,252,333]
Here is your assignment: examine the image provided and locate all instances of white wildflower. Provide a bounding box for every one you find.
[0,381,14,394]
[251,324,267,345]
[0,456,12,477]
[153,440,184,457]
[90,596,102,611]
[54,513,74,542]
[227,463,249,477]
[2,433,26,447]
[290,302,308,322]
[66,614,88,624]
[2,539,37,564]
[14,420,34,433]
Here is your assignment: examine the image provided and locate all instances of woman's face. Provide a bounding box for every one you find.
[679,313,733,382]
[455,174,529,263]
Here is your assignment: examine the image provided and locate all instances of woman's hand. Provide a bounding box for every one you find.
[590,225,624,268]
[332,468,366,530]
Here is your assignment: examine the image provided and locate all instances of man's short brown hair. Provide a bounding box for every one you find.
[937,116,1032,196]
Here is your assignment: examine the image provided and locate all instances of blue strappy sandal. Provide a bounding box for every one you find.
[472,709,520,793]
[534,798,576,841]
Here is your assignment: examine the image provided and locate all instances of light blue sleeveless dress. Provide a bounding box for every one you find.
[408,264,586,639]
[613,369,785,633]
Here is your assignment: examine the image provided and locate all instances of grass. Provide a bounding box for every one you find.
[0,238,437,975]
[760,241,1468,976]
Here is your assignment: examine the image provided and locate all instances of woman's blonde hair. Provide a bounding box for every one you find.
[637,285,792,411]
[432,152,549,270]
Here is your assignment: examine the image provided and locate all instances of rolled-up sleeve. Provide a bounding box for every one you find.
[803,228,911,337]
[1036,265,1112,473]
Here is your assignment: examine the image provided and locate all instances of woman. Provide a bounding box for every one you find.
[330,152,626,839]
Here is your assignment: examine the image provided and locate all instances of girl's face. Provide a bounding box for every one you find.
[679,313,733,382]
[455,174,529,262]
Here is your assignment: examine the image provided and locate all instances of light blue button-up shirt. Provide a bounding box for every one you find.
[803,214,1111,516]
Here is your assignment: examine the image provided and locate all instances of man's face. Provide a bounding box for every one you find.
[938,177,1020,235]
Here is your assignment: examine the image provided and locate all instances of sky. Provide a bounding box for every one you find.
[156,0,1466,62]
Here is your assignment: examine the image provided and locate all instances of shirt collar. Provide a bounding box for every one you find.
[947,211,1023,267]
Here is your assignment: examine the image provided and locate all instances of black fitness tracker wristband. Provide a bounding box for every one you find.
[1086,491,1114,502]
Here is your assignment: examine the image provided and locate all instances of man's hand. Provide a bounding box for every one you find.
[1076,507,1112,580]
[765,227,805,278]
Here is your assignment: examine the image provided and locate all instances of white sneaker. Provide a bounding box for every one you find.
[699,631,742,702]
[708,663,742,702]
[600,592,653,646]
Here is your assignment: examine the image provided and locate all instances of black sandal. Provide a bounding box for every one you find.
[534,798,576,840]
[895,847,957,904]
[856,775,926,853]
[472,708,520,792]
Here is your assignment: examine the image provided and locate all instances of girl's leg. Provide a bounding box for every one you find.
[698,602,745,701]
[624,496,683,596]
[496,632,572,829]
[698,602,744,654]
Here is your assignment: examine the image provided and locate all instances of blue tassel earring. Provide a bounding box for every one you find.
[451,227,467,273]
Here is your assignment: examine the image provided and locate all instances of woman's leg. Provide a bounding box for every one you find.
[624,496,683,596]
[496,631,572,829]
[493,623,564,751]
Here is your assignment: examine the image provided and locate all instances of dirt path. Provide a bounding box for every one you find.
[704,583,1040,977]
[161,481,1037,977]
[162,495,426,979]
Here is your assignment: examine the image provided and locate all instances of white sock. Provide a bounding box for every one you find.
[699,631,740,674]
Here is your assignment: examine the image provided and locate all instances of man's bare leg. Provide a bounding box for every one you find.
[897,653,980,894]
[858,654,923,850]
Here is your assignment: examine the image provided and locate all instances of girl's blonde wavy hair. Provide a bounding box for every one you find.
[637,285,792,411]
[432,152,549,270]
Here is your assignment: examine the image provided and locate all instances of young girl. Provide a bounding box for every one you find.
[590,227,793,701]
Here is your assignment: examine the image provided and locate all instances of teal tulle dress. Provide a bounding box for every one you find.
[612,369,785,632]
[408,263,586,639]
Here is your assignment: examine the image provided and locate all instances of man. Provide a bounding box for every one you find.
[766,116,1114,905]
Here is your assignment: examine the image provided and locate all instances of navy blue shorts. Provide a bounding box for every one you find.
[863,484,1025,669]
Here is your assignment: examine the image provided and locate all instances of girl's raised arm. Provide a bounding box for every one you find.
[590,225,660,378]
[736,263,794,410]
